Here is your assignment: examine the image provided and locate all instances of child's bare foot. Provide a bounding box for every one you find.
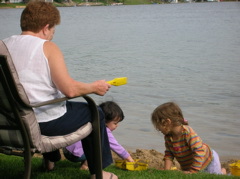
[42,158,55,171]
[80,160,88,170]
[80,164,89,170]
[221,168,226,175]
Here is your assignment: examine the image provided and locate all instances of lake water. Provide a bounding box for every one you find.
[1,2,240,160]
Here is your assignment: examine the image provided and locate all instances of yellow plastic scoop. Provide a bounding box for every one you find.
[115,159,148,171]
[107,77,128,86]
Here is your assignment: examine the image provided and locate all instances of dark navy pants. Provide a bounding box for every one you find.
[39,101,113,174]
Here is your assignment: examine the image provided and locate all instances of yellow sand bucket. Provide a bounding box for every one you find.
[229,160,240,176]
[107,77,128,86]
[115,159,148,171]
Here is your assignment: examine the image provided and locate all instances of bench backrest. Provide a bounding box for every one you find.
[0,40,42,152]
[0,40,92,153]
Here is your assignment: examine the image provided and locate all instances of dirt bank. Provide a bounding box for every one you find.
[112,149,238,174]
[34,148,238,174]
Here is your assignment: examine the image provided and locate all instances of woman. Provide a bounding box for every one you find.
[3,1,117,179]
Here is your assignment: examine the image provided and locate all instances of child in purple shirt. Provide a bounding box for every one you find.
[63,101,134,170]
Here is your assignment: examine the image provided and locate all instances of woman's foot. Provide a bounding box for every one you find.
[42,158,55,171]
[90,171,118,179]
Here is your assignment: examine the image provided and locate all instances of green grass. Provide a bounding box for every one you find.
[0,154,238,179]
[124,0,152,5]
[0,3,26,8]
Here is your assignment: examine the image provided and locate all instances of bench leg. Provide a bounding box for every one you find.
[23,148,32,179]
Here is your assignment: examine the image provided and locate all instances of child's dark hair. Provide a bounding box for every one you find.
[99,101,124,123]
[151,102,188,130]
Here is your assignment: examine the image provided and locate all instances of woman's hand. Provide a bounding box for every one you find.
[92,80,111,96]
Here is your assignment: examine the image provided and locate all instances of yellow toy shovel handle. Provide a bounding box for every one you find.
[107,77,128,86]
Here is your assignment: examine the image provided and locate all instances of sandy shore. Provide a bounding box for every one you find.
[112,149,238,174]
[34,148,238,174]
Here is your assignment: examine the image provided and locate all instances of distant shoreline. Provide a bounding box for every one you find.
[0,1,236,9]
[0,2,104,9]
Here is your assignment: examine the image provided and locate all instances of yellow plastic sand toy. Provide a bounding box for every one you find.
[171,167,178,170]
[107,77,128,86]
[229,160,240,176]
[115,159,148,171]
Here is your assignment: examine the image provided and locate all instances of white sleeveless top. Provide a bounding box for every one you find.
[3,35,66,123]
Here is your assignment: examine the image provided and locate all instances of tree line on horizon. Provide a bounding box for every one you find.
[0,0,237,6]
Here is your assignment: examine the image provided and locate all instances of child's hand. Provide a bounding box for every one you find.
[126,156,134,162]
[128,158,135,162]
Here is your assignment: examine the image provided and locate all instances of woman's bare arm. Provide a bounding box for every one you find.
[44,41,111,97]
